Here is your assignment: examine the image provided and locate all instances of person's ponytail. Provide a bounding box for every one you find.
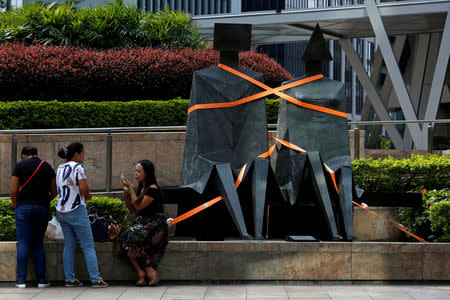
[57,142,84,160]
[57,147,69,159]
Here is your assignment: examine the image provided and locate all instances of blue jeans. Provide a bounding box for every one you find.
[56,205,102,282]
[15,204,50,284]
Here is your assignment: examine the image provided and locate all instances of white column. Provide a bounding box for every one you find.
[230,0,241,13]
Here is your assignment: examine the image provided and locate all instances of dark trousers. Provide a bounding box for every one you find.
[15,204,49,284]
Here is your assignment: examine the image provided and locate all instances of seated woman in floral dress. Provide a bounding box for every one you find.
[120,160,168,286]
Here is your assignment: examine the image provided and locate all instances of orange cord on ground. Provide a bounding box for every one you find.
[352,201,425,242]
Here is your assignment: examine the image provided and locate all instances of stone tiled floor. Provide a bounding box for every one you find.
[0,282,449,300]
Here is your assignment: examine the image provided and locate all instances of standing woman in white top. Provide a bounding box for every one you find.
[56,142,107,288]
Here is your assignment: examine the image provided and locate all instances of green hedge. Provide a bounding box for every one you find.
[0,216,16,241]
[352,154,450,193]
[397,189,450,242]
[86,197,129,224]
[0,99,280,129]
[0,196,128,241]
[0,199,14,216]
[0,199,16,241]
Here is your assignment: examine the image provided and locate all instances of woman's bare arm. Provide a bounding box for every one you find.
[123,187,136,213]
[10,176,19,209]
[129,185,157,211]
[78,179,92,201]
[50,178,58,200]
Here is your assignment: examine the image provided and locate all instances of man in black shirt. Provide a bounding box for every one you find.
[10,146,57,288]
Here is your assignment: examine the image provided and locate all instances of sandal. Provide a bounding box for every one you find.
[136,275,146,287]
[148,278,159,287]
[148,272,159,286]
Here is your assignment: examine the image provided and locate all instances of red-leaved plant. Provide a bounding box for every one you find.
[0,43,292,101]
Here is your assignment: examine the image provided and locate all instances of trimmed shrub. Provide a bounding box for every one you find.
[0,215,16,241]
[1,196,128,241]
[397,188,450,242]
[0,43,292,101]
[429,199,450,242]
[0,199,14,216]
[352,154,450,193]
[51,196,128,223]
[86,196,129,224]
[0,1,207,49]
[0,99,280,129]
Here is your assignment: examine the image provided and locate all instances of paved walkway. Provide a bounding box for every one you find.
[0,282,449,300]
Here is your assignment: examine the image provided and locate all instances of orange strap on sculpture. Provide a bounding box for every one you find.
[258,144,276,158]
[268,134,339,194]
[188,69,324,115]
[218,64,348,118]
[168,144,276,226]
[168,163,248,226]
[352,201,425,242]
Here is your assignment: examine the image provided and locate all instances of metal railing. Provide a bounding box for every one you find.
[347,119,450,159]
[1,119,448,192]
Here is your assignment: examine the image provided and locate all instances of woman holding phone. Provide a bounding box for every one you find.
[120,160,168,286]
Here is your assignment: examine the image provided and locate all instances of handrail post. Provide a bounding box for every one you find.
[427,123,433,153]
[11,132,17,171]
[354,126,360,160]
[106,131,112,192]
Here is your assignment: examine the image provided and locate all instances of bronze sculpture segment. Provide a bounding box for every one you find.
[274,24,354,240]
[180,23,270,240]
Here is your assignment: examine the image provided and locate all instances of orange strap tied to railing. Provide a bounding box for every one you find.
[268,134,339,194]
[187,64,348,119]
[352,201,425,242]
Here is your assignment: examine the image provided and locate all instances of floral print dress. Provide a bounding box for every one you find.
[120,188,168,269]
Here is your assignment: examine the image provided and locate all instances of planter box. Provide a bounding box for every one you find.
[0,241,448,281]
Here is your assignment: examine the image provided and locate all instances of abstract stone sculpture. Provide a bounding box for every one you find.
[273,24,354,241]
[180,23,270,240]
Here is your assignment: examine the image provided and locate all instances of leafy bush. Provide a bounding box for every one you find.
[0,1,206,49]
[0,43,292,101]
[352,154,450,193]
[1,196,128,240]
[0,99,280,129]
[0,215,16,241]
[429,200,450,242]
[0,199,14,216]
[86,196,128,224]
[397,189,450,242]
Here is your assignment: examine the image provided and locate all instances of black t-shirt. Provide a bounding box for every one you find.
[12,157,56,208]
[137,187,164,217]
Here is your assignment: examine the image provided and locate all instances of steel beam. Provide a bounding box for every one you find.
[193,0,448,31]
[339,38,404,148]
[365,0,424,149]
[423,8,450,126]
[280,23,344,39]
[360,43,382,126]
[404,34,431,149]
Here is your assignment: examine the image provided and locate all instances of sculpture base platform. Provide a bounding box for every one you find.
[0,241,448,281]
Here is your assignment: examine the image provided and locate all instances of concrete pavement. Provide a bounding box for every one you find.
[0,282,449,300]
